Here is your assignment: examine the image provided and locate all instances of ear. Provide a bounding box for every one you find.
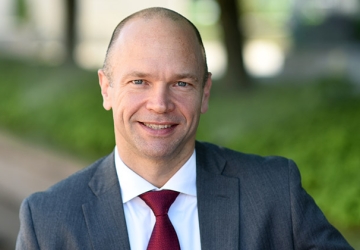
[200,73,212,114]
[98,69,112,110]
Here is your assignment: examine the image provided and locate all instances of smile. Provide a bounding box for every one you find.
[142,123,173,130]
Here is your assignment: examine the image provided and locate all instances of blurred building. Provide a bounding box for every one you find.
[0,0,190,65]
[0,0,228,79]
[281,0,360,85]
[1,0,359,82]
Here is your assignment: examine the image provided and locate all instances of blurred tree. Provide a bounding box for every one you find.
[216,0,250,89]
[65,0,77,64]
[15,0,28,24]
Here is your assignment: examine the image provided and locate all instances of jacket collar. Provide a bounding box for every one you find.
[196,141,240,250]
[83,152,131,250]
[83,142,240,250]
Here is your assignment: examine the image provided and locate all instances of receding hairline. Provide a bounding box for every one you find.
[102,7,208,85]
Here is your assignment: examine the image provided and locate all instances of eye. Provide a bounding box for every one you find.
[132,79,144,85]
[177,81,188,87]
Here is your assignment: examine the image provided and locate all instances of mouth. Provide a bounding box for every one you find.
[142,123,173,130]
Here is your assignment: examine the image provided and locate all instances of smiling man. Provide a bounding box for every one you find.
[16,7,353,250]
[98,13,211,189]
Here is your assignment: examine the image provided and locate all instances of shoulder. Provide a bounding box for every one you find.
[17,154,114,248]
[196,140,293,174]
[196,141,298,193]
[24,153,113,210]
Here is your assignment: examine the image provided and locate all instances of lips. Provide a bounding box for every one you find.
[142,123,173,130]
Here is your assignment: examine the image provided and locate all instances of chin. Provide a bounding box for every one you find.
[141,148,175,159]
[138,141,182,159]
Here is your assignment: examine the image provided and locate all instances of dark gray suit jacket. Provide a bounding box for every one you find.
[16,141,353,249]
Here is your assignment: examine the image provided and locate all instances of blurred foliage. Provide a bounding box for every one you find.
[0,58,359,230]
[0,58,114,160]
[243,0,290,13]
[15,0,28,24]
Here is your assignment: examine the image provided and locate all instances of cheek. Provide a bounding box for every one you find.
[175,95,202,118]
[110,91,127,121]
[112,91,146,119]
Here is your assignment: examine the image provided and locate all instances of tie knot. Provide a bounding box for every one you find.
[140,190,179,216]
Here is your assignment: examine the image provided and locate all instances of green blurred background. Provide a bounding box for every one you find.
[0,0,359,248]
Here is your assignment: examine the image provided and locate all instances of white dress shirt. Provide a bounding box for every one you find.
[114,147,201,250]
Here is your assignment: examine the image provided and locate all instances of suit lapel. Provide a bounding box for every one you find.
[82,153,131,250]
[196,142,240,250]
[81,143,240,250]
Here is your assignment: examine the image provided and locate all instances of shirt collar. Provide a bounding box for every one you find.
[114,146,197,203]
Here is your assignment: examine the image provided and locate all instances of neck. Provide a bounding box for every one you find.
[117,147,194,188]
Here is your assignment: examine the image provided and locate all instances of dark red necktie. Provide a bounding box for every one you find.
[139,190,180,250]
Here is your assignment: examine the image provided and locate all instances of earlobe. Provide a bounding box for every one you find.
[201,73,212,113]
[98,69,112,110]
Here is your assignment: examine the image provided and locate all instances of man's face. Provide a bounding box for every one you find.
[99,17,211,162]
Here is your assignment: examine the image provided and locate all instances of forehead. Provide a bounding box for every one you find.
[110,17,203,75]
[121,17,197,47]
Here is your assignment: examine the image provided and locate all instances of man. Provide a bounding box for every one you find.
[17,7,353,250]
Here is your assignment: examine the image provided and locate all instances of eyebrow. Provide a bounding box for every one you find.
[174,73,199,82]
[127,71,150,78]
[125,71,199,82]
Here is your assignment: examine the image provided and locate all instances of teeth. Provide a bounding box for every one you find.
[143,123,172,130]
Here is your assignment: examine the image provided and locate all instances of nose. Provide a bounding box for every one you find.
[146,85,175,113]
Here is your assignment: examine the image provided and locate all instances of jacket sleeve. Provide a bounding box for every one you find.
[289,159,354,250]
[16,198,40,250]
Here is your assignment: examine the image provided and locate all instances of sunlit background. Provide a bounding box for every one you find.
[2,0,358,79]
[0,0,359,249]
